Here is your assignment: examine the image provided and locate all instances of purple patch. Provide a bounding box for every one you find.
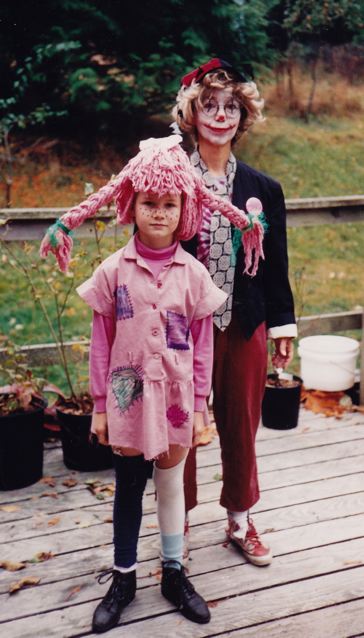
[167,404,189,428]
[166,310,190,350]
[115,285,133,320]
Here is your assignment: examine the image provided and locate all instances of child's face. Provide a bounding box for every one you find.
[195,87,241,148]
[134,191,182,248]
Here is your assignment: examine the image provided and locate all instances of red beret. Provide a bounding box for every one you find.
[181,58,248,87]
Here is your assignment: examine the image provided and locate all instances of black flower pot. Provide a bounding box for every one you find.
[0,404,45,490]
[262,374,302,430]
[56,409,113,471]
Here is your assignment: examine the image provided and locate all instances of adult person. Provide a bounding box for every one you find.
[173,58,297,566]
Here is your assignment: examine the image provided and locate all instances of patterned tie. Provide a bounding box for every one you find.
[190,150,237,331]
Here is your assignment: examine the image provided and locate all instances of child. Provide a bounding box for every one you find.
[40,135,266,632]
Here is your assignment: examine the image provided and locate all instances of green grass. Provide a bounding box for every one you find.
[236,114,364,198]
[1,113,363,390]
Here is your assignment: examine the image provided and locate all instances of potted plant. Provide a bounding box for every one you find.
[262,370,303,430]
[0,222,114,472]
[0,334,46,489]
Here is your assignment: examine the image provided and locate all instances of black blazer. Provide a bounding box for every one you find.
[182,160,296,339]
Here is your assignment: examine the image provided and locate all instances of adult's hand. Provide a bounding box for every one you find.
[271,337,294,370]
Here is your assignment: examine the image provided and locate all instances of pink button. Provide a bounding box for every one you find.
[152,329,158,336]
[152,303,157,309]
[157,281,162,288]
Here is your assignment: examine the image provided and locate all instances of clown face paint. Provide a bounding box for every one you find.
[195,88,241,148]
[134,191,182,249]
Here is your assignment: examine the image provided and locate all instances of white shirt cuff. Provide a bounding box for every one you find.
[268,324,297,339]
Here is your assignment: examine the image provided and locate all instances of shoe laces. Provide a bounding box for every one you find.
[180,568,196,598]
[96,568,114,585]
[96,568,131,607]
[246,517,261,544]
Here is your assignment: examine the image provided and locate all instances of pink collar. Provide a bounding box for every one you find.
[124,234,189,265]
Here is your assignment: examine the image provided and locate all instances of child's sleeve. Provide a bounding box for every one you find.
[190,316,213,411]
[90,311,115,413]
[77,265,115,318]
[193,267,227,321]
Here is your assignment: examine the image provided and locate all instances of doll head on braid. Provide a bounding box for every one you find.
[40,135,265,274]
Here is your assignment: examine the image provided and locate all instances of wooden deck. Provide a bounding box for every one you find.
[1,407,364,637]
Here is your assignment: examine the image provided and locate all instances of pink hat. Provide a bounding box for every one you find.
[40,135,265,274]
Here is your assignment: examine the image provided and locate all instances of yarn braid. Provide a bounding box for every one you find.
[40,136,266,274]
[197,185,265,276]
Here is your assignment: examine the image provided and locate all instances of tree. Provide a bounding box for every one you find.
[0,0,280,143]
[282,0,364,118]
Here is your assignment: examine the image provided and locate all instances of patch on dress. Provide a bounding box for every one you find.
[166,310,190,350]
[167,404,189,428]
[114,285,134,320]
[110,365,143,413]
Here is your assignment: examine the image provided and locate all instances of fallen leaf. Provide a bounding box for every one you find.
[64,585,82,601]
[301,388,351,417]
[146,523,158,529]
[62,478,78,488]
[85,479,101,486]
[0,505,20,513]
[213,473,222,481]
[207,600,220,608]
[103,516,113,523]
[263,527,275,534]
[48,516,60,527]
[40,492,58,499]
[343,560,362,566]
[0,560,26,572]
[9,577,40,594]
[76,521,91,528]
[40,477,56,487]
[28,552,54,564]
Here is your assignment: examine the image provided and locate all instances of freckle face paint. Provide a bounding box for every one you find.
[134,192,182,249]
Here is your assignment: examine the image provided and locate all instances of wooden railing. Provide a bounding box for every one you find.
[1,196,363,402]
[1,195,364,240]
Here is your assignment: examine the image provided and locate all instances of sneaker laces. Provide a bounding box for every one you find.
[246,517,261,546]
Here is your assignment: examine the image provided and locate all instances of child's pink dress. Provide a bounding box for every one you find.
[77,236,226,459]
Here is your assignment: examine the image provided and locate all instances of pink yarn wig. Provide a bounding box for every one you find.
[40,135,265,274]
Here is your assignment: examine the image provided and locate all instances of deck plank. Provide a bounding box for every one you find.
[1,407,364,637]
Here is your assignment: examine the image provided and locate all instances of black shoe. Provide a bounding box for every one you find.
[92,569,136,633]
[161,562,211,624]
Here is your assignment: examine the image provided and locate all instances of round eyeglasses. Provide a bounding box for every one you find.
[200,98,241,119]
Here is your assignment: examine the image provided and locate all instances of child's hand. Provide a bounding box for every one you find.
[91,412,109,446]
[271,337,294,370]
[193,411,205,447]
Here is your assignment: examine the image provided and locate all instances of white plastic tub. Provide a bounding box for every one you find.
[298,335,359,391]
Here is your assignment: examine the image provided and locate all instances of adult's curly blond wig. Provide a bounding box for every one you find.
[172,69,265,143]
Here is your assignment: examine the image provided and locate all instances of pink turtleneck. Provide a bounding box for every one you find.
[90,235,213,413]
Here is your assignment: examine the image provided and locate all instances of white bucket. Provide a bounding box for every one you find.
[298,335,359,391]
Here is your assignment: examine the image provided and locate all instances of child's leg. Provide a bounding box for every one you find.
[92,450,150,634]
[154,450,187,567]
[154,445,211,624]
[113,452,150,570]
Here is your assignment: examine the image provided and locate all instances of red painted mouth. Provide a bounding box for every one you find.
[205,124,236,133]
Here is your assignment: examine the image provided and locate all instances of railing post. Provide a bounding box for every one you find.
[360,308,364,406]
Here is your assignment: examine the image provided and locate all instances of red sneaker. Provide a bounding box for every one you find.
[226,515,272,566]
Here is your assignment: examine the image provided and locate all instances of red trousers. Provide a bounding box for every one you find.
[184,317,267,512]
